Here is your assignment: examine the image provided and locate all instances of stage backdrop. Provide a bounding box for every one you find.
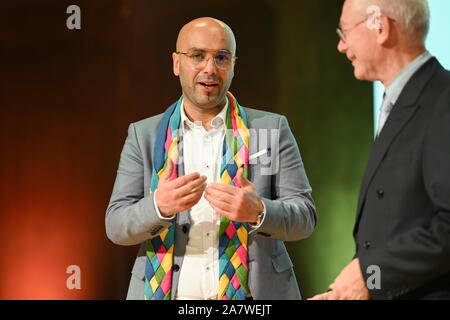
[0,0,446,299]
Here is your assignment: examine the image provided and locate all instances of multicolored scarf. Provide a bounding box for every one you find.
[144,92,250,300]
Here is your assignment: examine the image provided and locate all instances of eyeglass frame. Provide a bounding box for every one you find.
[336,13,395,43]
[336,16,371,43]
[175,48,237,70]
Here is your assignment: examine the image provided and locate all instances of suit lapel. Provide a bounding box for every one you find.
[354,58,439,229]
[355,103,419,217]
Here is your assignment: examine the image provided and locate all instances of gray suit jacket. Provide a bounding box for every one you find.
[106,106,317,300]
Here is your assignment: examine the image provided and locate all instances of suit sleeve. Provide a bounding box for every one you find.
[105,123,173,246]
[249,115,317,241]
[358,88,450,299]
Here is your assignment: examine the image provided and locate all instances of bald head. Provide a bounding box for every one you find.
[176,17,236,55]
[172,17,237,114]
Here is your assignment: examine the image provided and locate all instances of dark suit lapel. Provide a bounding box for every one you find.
[355,103,419,217]
[355,58,440,228]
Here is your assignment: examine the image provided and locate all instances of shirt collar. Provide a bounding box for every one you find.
[385,51,433,107]
[180,98,228,132]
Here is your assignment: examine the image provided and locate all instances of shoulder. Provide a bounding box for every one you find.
[122,113,164,147]
[130,100,179,135]
[133,113,164,132]
[422,59,450,94]
[242,106,284,120]
[423,62,450,112]
[429,61,450,86]
[242,106,289,129]
[417,62,450,138]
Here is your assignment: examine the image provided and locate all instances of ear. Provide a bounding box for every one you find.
[376,14,391,45]
[172,52,180,76]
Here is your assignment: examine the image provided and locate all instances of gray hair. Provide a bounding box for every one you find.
[358,0,430,44]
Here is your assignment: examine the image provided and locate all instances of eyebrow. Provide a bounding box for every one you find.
[188,47,232,54]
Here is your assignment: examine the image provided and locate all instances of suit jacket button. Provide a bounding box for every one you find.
[377,189,384,199]
[173,264,180,272]
[363,241,372,249]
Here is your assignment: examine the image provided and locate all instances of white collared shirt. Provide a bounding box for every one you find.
[175,100,228,300]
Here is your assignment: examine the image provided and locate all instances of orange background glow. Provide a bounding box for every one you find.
[0,0,278,299]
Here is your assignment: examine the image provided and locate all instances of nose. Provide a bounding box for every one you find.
[337,38,347,53]
[202,54,217,74]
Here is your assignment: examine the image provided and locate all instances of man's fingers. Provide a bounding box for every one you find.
[307,291,332,300]
[184,193,204,206]
[204,192,234,215]
[171,172,201,188]
[204,187,234,204]
[179,185,206,205]
[176,175,207,195]
[205,196,234,219]
[162,158,175,181]
[207,182,237,196]
[236,167,251,188]
[163,185,205,214]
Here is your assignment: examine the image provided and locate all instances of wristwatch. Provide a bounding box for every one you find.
[251,201,266,226]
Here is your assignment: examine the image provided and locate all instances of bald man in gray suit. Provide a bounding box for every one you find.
[106,17,316,300]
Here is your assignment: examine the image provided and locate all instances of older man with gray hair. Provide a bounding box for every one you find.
[311,0,450,299]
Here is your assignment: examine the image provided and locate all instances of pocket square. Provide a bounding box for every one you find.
[249,149,268,161]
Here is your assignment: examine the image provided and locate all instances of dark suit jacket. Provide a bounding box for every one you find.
[354,58,450,299]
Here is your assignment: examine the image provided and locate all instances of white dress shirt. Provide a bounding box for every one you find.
[174,100,228,300]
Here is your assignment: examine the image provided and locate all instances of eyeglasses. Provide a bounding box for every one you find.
[176,49,236,70]
[337,14,396,43]
[336,16,370,43]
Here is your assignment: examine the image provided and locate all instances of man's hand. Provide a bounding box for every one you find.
[155,159,207,217]
[204,167,264,223]
[327,258,370,300]
[308,291,332,300]
[308,258,370,300]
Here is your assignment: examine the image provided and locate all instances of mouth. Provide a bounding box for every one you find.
[198,81,219,92]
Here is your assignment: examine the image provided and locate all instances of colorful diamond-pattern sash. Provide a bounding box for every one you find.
[144,98,181,300]
[218,92,249,300]
[144,92,249,300]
